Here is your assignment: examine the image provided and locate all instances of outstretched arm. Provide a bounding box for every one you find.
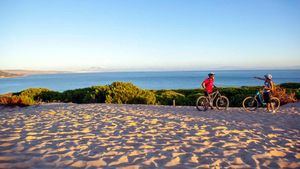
[254,76,265,80]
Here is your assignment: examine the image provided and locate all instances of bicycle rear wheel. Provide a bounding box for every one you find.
[196,96,209,111]
[242,96,258,112]
[216,96,229,110]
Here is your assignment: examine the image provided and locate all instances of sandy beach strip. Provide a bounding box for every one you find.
[0,103,299,168]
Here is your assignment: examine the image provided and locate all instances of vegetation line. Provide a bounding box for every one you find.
[0,82,299,107]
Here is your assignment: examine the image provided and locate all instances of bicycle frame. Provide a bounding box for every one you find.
[208,90,221,102]
[255,91,266,106]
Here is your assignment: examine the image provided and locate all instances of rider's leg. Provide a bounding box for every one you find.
[267,103,271,112]
[205,92,213,109]
[208,93,213,109]
[264,92,272,112]
[271,103,275,113]
[203,91,210,110]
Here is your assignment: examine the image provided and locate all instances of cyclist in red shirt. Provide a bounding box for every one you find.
[202,72,216,108]
[202,72,216,95]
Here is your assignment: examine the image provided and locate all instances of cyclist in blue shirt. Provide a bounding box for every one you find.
[254,74,275,112]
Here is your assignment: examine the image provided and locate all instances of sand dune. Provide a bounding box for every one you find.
[0,103,299,168]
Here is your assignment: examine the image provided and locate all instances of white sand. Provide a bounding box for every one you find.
[0,103,299,168]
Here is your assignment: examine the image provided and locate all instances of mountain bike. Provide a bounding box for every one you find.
[242,91,280,112]
[196,89,229,111]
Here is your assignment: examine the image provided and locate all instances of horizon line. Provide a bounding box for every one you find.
[2,68,300,74]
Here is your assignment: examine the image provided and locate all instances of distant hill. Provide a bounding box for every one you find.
[0,71,22,78]
[2,70,67,75]
[0,70,68,78]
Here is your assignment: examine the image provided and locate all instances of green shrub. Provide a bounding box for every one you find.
[39,91,63,102]
[296,89,300,99]
[105,82,156,104]
[90,85,110,103]
[156,90,185,105]
[185,93,203,106]
[279,83,300,89]
[0,95,35,106]
[59,82,156,104]
[62,88,92,103]
[218,87,259,107]
[105,82,137,104]
[19,88,50,101]
[61,85,109,103]
[133,90,156,104]
[172,89,202,96]
[19,96,36,106]
[14,88,64,103]
[62,86,110,103]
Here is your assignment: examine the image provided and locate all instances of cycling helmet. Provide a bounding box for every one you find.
[208,72,215,76]
[264,74,272,80]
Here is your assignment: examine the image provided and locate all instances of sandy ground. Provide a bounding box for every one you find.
[0,103,299,169]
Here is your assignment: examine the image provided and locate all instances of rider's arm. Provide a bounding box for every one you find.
[254,76,265,80]
[270,81,275,91]
[201,81,206,89]
[264,82,274,91]
[264,85,271,90]
[265,81,274,91]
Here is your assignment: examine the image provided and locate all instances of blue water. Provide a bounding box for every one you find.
[0,70,299,94]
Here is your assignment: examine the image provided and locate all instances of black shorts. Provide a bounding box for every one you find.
[204,91,210,96]
[263,92,271,103]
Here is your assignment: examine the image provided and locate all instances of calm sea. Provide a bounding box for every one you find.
[0,70,299,94]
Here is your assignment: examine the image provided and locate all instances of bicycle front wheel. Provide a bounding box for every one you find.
[270,97,280,112]
[216,96,229,110]
[196,96,209,111]
[242,96,258,112]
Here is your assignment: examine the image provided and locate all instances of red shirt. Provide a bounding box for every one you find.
[203,78,214,93]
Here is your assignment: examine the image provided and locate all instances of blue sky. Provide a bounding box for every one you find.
[0,0,300,71]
